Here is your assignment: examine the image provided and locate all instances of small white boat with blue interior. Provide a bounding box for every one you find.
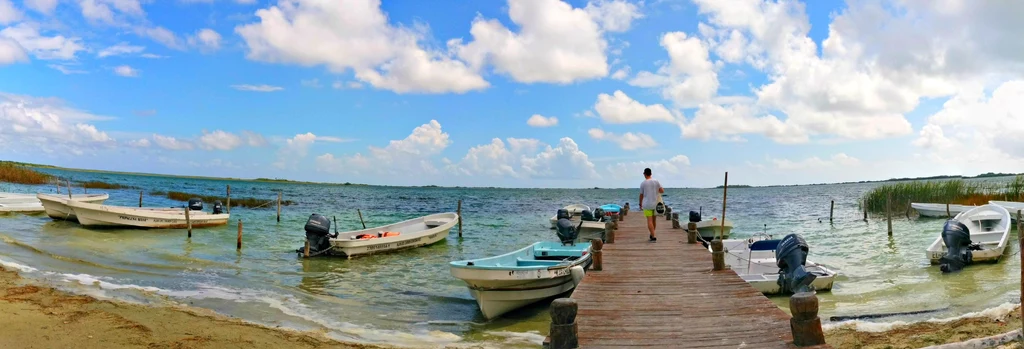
[911,202,974,218]
[717,234,836,295]
[452,211,592,319]
[549,204,590,228]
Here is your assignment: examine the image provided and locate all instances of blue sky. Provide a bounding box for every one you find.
[1,0,1023,188]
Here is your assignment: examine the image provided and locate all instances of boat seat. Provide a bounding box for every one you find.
[516,258,563,267]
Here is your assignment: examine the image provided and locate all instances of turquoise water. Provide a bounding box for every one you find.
[0,170,1021,348]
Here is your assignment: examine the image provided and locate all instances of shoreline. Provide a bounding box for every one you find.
[0,266,390,349]
[824,302,1023,348]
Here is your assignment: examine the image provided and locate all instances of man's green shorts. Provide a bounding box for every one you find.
[643,209,655,217]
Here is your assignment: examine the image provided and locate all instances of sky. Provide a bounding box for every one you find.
[1,0,1024,188]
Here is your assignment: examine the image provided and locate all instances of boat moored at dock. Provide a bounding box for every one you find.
[66,198,228,228]
[37,193,110,221]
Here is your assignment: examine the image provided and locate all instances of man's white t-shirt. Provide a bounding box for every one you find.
[640,178,662,209]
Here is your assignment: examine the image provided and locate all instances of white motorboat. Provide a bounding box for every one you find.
[926,204,1010,271]
[911,202,974,218]
[989,201,1024,221]
[37,193,110,221]
[694,217,732,240]
[718,236,836,295]
[549,204,590,228]
[302,212,458,259]
[0,202,45,213]
[449,241,591,319]
[66,199,229,228]
[0,192,42,205]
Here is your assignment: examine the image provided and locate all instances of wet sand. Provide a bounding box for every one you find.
[0,266,389,349]
[825,304,1023,348]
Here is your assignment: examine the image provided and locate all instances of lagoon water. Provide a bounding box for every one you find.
[0,169,1021,348]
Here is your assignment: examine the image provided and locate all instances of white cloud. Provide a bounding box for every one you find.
[0,0,22,25]
[610,66,630,80]
[526,114,558,128]
[274,132,317,169]
[80,0,145,25]
[300,78,321,88]
[593,90,676,124]
[97,42,145,57]
[0,23,85,60]
[138,26,183,50]
[241,130,267,146]
[332,81,363,89]
[49,64,88,74]
[770,153,861,171]
[0,93,116,154]
[628,31,718,108]
[316,120,451,176]
[448,137,598,180]
[127,138,150,147]
[681,103,806,144]
[607,155,690,180]
[454,0,641,84]
[198,130,243,151]
[0,38,28,65]
[588,128,657,150]
[519,137,598,179]
[24,0,58,14]
[152,134,193,150]
[113,65,139,77]
[188,28,221,52]
[235,0,488,94]
[914,81,1024,162]
[140,53,165,59]
[231,84,282,92]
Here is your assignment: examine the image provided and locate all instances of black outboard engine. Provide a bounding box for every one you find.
[303,213,334,253]
[555,209,581,244]
[593,208,605,221]
[581,209,595,222]
[188,198,203,211]
[212,200,223,214]
[776,234,816,294]
[689,210,701,222]
[939,219,973,273]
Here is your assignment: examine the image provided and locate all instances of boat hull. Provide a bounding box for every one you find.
[925,204,1010,264]
[912,203,973,218]
[695,219,732,239]
[466,266,585,319]
[327,212,459,258]
[720,238,836,295]
[0,203,45,213]
[37,193,109,221]
[67,200,228,228]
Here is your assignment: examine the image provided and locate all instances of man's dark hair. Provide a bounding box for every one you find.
[643,168,652,176]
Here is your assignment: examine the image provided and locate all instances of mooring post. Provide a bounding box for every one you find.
[548,298,579,349]
[905,202,912,220]
[622,202,629,216]
[687,222,697,244]
[604,221,615,244]
[138,190,143,208]
[185,206,192,238]
[276,191,282,222]
[863,198,868,221]
[237,219,243,250]
[610,217,618,230]
[790,291,826,346]
[357,209,366,229]
[711,239,725,271]
[665,205,672,221]
[946,202,951,218]
[887,193,893,236]
[304,239,310,258]
[591,238,603,271]
[457,199,462,238]
[226,185,231,214]
[829,200,834,224]
[672,212,680,229]
[65,178,72,200]
[55,180,60,194]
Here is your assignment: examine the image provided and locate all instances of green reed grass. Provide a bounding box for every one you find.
[76,180,137,190]
[161,191,295,209]
[0,162,53,185]
[862,175,1024,213]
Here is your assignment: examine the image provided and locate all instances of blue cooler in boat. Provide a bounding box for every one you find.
[599,204,621,219]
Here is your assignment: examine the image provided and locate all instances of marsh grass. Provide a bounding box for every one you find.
[77,181,137,190]
[161,191,295,209]
[0,162,53,185]
[863,175,1024,213]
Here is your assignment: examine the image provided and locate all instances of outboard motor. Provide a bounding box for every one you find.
[593,208,605,221]
[776,234,816,294]
[187,198,203,211]
[689,210,701,223]
[939,220,974,273]
[581,209,595,222]
[303,213,334,253]
[212,200,224,214]
[555,209,581,245]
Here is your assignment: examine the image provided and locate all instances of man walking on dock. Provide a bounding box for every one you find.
[638,168,664,242]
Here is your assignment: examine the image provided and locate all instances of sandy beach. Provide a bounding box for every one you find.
[0,266,388,349]
[825,304,1023,348]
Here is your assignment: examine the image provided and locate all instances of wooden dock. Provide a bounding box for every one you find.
[564,211,831,348]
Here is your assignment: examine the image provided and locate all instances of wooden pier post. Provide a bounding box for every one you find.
[905,202,912,220]
[946,203,951,218]
[687,222,697,244]
[457,199,462,238]
[863,198,868,221]
[357,209,366,229]
[711,239,725,271]
[591,239,603,271]
[138,190,143,207]
[829,200,834,224]
[304,239,310,258]
[622,202,629,216]
[65,178,72,200]
[226,185,231,214]
[604,221,615,244]
[720,172,728,240]
[672,212,680,229]
[548,298,579,349]
[185,206,192,238]
[610,217,618,230]
[55,180,60,194]
[887,193,893,236]
[665,205,672,221]
[276,191,282,222]
[237,219,243,250]
[789,291,826,346]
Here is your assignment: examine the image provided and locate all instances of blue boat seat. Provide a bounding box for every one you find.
[516,258,564,267]
[749,239,781,251]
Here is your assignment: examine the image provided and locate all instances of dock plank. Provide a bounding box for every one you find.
[569,211,831,348]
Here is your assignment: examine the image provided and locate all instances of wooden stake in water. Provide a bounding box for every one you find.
[65,178,72,200]
[276,191,282,222]
[304,239,310,258]
[863,198,868,221]
[226,185,231,214]
[457,199,463,238]
[237,219,243,250]
[946,203,951,218]
[720,172,728,240]
[829,200,834,224]
[55,180,60,194]
[886,193,893,236]
[357,209,366,229]
[185,206,193,238]
[138,190,143,207]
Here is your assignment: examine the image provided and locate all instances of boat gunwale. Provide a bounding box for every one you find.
[449,241,592,271]
[328,212,458,248]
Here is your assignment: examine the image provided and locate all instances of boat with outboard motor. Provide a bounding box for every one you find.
[687,210,732,239]
[989,200,1024,221]
[912,202,974,218]
[300,212,458,259]
[926,204,1010,273]
[66,198,229,228]
[37,193,110,221]
[717,234,836,295]
[548,204,590,228]
[450,209,592,319]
